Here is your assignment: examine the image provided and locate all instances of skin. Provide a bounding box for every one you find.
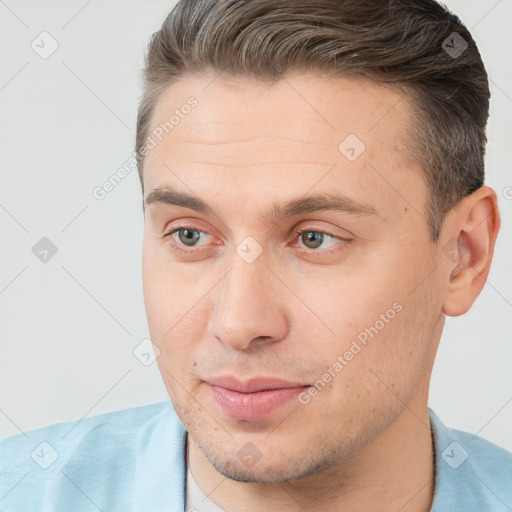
[141,73,500,511]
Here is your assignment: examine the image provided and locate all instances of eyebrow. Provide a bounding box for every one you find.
[144,185,379,223]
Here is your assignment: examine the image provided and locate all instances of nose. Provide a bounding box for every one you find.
[207,256,289,352]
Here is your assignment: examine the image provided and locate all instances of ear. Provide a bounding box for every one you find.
[441,185,501,317]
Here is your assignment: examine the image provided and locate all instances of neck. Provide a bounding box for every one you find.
[187,396,435,512]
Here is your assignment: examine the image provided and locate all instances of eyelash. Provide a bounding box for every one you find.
[163,224,351,256]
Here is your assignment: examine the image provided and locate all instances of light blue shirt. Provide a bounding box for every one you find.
[1,401,511,511]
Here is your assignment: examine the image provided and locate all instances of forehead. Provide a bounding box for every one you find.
[142,73,424,228]
[147,72,411,150]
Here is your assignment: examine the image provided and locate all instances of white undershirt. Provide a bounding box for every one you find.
[185,461,227,511]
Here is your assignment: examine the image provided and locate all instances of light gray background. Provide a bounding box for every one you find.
[1,0,511,451]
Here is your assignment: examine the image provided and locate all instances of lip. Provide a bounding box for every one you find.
[206,376,309,393]
[204,376,310,421]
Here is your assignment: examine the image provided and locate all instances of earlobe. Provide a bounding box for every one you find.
[441,186,500,317]
[443,266,479,316]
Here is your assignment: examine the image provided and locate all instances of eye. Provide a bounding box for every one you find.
[163,226,213,254]
[163,224,351,256]
[290,226,350,254]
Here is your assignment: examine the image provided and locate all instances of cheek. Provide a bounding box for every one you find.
[142,241,187,333]
[296,252,439,401]
[142,248,210,373]
[293,265,403,352]
[296,299,430,442]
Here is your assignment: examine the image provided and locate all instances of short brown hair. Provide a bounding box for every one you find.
[136,0,490,241]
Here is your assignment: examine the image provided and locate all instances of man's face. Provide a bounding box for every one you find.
[142,73,445,482]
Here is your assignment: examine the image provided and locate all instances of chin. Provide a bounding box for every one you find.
[210,458,315,484]
[198,437,352,484]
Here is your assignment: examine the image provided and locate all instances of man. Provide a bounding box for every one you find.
[1,0,511,510]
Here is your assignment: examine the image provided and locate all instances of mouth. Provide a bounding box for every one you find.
[204,376,311,421]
